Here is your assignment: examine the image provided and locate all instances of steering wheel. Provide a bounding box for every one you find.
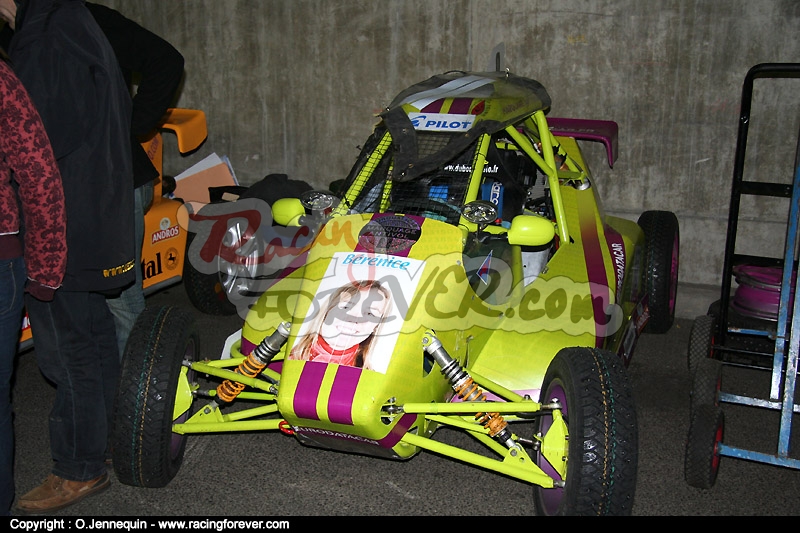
[389,196,462,222]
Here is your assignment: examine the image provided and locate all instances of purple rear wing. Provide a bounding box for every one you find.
[548,117,619,168]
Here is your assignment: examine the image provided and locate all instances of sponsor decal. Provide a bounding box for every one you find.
[409,112,475,132]
[443,163,499,174]
[605,227,626,297]
[357,215,421,255]
[165,247,179,270]
[103,259,135,278]
[294,426,379,446]
[611,241,625,296]
[143,248,180,279]
[143,252,163,280]
[152,224,180,245]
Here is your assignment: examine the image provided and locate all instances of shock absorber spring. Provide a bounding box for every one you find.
[421,331,517,449]
[216,322,290,403]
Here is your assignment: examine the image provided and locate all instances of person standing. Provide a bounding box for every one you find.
[0,0,135,514]
[0,58,66,516]
[87,2,185,359]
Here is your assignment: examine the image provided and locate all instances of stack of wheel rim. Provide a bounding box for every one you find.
[731,264,795,321]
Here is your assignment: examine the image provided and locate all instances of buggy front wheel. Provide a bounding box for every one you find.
[534,347,638,516]
[112,305,199,487]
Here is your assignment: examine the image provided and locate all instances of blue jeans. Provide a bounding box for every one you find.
[0,257,25,514]
[24,290,119,482]
[107,181,153,359]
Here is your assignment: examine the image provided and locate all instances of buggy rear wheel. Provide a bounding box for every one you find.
[684,404,724,489]
[112,305,199,487]
[638,210,680,333]
[533,347,638,516]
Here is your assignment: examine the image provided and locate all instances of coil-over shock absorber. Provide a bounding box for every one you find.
[421,331,518,449]
[215,322,291,403]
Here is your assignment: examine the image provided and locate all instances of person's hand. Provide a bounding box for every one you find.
[0,0,17,29]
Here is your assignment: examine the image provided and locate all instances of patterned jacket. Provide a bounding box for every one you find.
[0,59,67,300]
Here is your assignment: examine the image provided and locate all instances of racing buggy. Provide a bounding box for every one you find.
[112,70,680,516]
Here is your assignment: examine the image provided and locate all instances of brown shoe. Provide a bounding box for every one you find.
[15,472,110,514]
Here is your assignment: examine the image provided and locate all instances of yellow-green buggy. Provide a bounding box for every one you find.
[112,71,679,516]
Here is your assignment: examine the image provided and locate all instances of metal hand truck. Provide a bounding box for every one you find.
[685,63,800,489]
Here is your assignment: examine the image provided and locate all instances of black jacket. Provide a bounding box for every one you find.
[7,0,135,293]
[86,2,185,188]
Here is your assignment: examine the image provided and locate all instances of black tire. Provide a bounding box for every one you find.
[637,210,680,334]
[183,231,237,316]
[112,305,199,488]
[688,314,716,374]
[684,404,724,489]
[690,357,723,411]
[533,347,638,516]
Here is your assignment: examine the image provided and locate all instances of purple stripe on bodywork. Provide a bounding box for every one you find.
[327,366,362,425]
[448,97,473,114]
[378,413,417,448]
[421,99,444,113]
[578,198,611,347]
[293,362,326,420]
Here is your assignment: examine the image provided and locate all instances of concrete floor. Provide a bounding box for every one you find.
[10,282,800,517]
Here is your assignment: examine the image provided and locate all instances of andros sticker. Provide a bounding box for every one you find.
[152,217,180,244]
[409,112,475,132]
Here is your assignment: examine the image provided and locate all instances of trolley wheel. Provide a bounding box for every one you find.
[112,305,199,487]
[688,314,716,374]
[637,210,680,334]
[689,357,723,410]
[684,404,724,489]
[533,347,638,516]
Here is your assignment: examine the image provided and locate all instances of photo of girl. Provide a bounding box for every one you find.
[288,279,392,369]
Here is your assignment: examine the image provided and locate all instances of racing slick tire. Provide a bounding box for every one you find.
[112,305,199,487]
[684,404,724,489]
[637,210,680,334]
[688,314,716,374]
[183,231,238,316]
[689,355,723,412]
[534,347,638,516]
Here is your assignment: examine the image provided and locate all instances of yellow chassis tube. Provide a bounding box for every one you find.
[170,358,569,487]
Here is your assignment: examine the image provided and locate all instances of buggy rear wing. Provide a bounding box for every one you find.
[548,117,619,168]
[160,108,208,154]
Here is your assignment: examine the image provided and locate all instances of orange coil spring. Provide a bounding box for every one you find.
[454,378,508,438]
[216,352,267,403]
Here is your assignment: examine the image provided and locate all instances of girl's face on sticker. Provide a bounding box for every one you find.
[319,286,388,350]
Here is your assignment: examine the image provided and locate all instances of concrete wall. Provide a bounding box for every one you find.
[96,0,800,295]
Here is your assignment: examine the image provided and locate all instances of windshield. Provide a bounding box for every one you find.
[341,128,477,225]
